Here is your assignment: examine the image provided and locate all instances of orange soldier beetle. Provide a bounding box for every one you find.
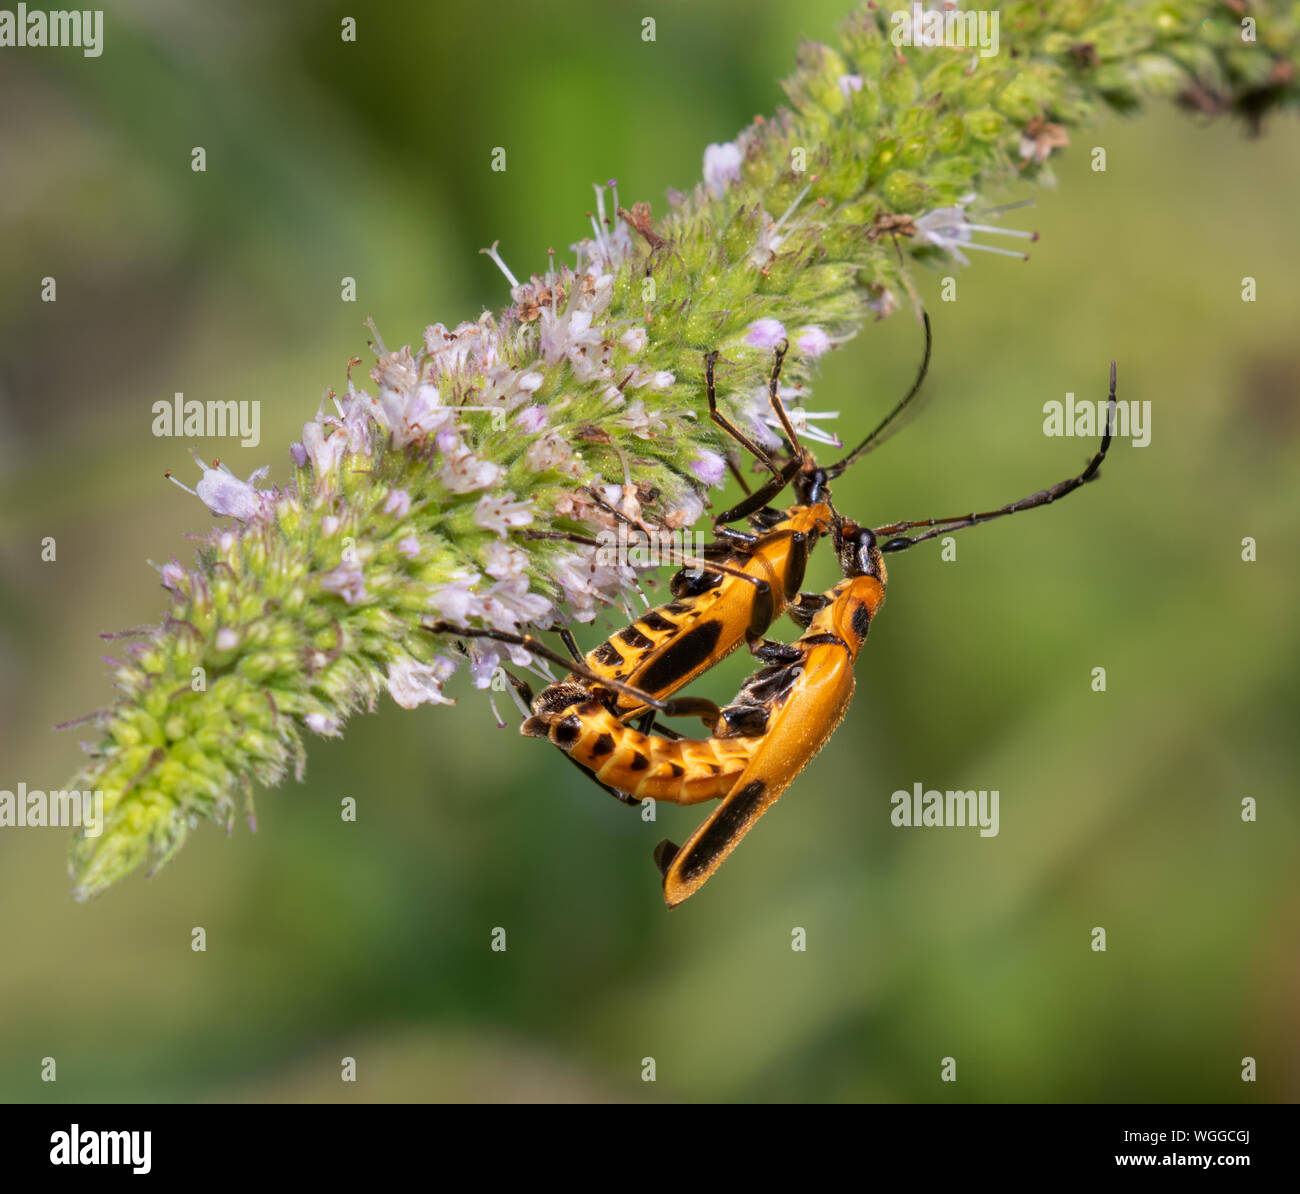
[429,362,1119,904]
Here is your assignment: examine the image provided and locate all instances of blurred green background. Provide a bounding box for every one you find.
[1,1,1297,1103]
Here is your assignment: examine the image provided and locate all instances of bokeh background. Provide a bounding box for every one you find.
[1,0,1297,1103]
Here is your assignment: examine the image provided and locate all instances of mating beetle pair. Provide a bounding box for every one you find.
[430,316,1118,905]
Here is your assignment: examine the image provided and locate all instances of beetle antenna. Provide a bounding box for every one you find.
[824,309,931,478]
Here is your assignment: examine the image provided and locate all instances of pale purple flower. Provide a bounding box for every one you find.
[422,318,458,354]
[437,431,503,493]
[617,398,669,439]
[746,318,788,349]
[370,346,419,394]
[741,384,841,449]
[741,390,785,451]
[915,199,1036,267]
[398,536,420,559]
[549,550,635,624]
[665,489,704,529]
[773,390,843,448]
[480,574,553,632]
[398,383,452,445]
[570,181,635,275]
[424,319,495,376]
[690,450,727,486]
[483,540,529,581]
[515,405,548,433]
[370,374,448,446]
[464,638,535,690]
[620,327,647,355]
[300,420,347,478]
[305,712,343,737]
[160,561,185,590]
[524,432,573,474]
[838,74,863,98]
[796,326,832,358]
[564,327,615,385]
[215,628,239,651]
[469,651,501,689]
[384,489,411,517]
[475,492,534,535]
[641,371,675,392]
[321,515,340,536]
[595,481,629,512]
[176,461,270,522]
[703,141,744,198]
[537,277,608,367]
[320,564,367,605]
[387,655,458,709]
[429,571,483,622]
[337,398,375,456]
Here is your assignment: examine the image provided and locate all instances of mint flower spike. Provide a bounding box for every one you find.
[65,3,1300,898]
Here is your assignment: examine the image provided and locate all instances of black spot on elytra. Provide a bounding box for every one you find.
[679,780,767,880]
[591,641,623,667]
[669,762,685,778]
[851,603,871,640]
[783,532,809,599]
[663,601,693,615]
[552,715,581,748]
[630,753,650,772]
[591,733,615,757]
[640,610,676,634]
[636,620,724,694]
[618,625,655,650]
